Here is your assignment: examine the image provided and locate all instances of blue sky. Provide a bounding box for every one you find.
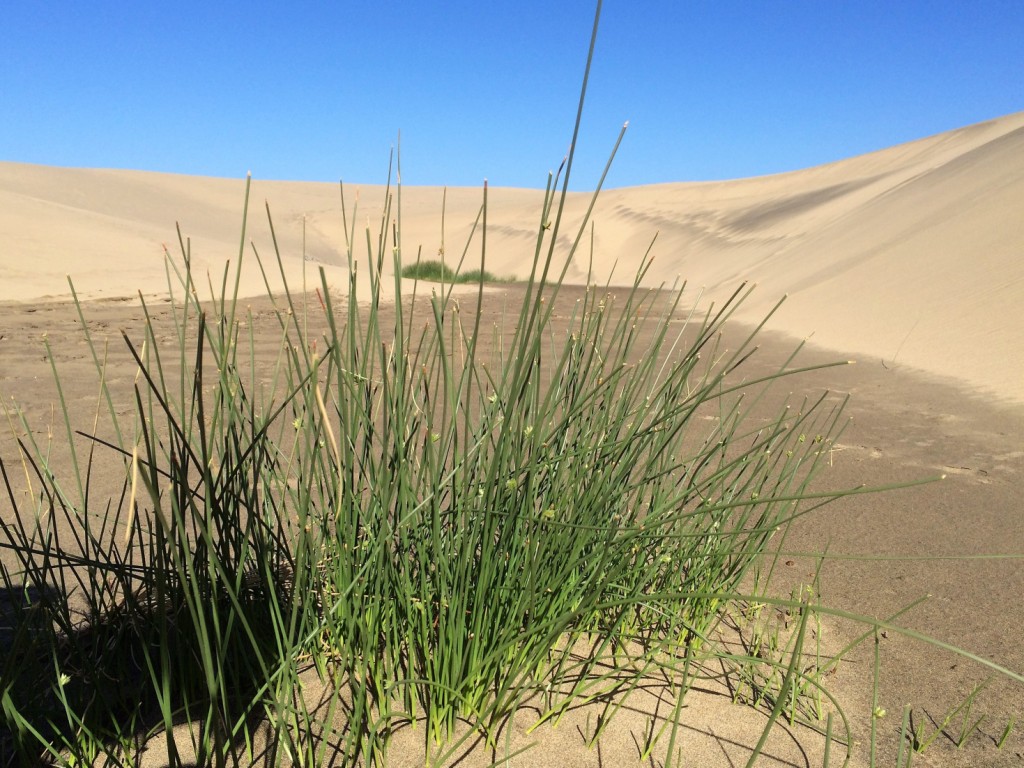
[2,2,1022,190]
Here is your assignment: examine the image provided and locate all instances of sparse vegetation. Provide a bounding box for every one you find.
[1,5,1021,768]
[1,169,859,767]
[400,259,510,284]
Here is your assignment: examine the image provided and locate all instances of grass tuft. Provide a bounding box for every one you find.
[400,259,511,284]
[1,5,1019,767]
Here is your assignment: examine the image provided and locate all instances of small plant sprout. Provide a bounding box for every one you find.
[996,715,1017,750]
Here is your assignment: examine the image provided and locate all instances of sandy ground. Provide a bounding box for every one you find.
[1,287,1021,767]
[2,110,1022,401]
[1,111,1023,766]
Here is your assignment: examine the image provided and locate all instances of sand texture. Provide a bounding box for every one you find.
[2,112,1023,766]
[2,111,1023,402]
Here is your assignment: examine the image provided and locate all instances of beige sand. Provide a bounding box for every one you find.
[2,288,1021,767]
[2,111,1023,403]
[2,113,1023,766]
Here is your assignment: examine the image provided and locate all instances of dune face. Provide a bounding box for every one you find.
[2,111,1022,402]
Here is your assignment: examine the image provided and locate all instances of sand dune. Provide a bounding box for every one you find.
[3,114,1024,767]
[2,111,1022,401]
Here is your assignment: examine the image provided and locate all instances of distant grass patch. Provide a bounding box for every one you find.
[401,259,511,283]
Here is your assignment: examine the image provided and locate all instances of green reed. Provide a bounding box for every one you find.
[3,4,1018,767]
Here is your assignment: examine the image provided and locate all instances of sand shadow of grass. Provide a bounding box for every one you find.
[0,540,305,766]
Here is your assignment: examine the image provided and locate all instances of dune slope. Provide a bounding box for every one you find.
[1,111,1022,401]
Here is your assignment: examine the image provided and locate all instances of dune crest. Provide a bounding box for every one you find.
[2,111,1022,401]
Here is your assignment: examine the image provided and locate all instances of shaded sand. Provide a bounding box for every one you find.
[2,111,1023,766]
[1,287,1021,766]
[2,110,1023,401]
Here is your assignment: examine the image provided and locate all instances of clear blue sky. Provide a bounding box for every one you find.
[2,2,1022,190]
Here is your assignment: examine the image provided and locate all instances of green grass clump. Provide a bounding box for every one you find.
[0,102,858,766]
[0,172,852,766]
[0,140,868,768]
[2,6,1019,767]
[400,259,509,284]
